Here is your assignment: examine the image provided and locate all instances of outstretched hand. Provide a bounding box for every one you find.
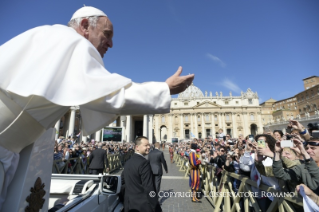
[166,66,195,95]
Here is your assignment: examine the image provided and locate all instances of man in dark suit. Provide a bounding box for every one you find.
[89,143,109,174]
[122,136,161,212]
[148,142,168,194]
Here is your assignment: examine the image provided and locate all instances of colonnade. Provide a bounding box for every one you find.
[54,107,263,143]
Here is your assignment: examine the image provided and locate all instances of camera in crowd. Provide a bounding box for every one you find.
[307,123,319,138]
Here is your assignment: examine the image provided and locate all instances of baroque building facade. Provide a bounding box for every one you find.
[55,84,263,143]
[152,83,263,142]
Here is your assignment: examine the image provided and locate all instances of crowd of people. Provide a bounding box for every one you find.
[53,138,135,173]
[171,120,319,211]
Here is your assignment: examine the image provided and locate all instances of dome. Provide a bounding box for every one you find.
[178,83,204,99]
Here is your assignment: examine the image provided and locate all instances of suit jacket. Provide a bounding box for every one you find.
[148,149,168,176]
[89,148,108,169]
[122,153,161,212]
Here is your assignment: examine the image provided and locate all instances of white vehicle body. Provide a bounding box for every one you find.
[49,174,123,212]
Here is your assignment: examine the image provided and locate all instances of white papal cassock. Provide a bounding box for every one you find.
[0,25,171,206]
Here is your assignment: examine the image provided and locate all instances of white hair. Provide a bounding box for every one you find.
[68,16,100,29]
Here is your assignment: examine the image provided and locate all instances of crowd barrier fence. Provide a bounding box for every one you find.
[52,151,134,174]
[174,153,304,212]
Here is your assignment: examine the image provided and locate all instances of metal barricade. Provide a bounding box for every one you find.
[175,154,303,211]
[52,151,134,174]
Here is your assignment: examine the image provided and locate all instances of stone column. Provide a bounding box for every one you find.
[143,114,148,137]
[169,114,173,141]
[68,106,76,137]
[211,113,215,137]
[221,113,226,133]
[232,113,237,138]
[120,116,126,142]
[180,114,184,139]
[201,113,205,138]
[218,113,222,130]
[194,114,198,138]
[95,130,101,141]
[149,115,154,144]
[190,113,194,138]
[82,134,87,143]
[154,115,160,142]
[243,112,248,136]
[127,115,132,142]
[54,119,60,140]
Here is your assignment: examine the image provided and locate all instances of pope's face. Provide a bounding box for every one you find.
[88,16,113,58]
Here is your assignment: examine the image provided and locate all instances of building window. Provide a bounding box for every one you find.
[205,114,209,121]
[161,116,165,123]
[184,103,188,106]
[227,124,230,127]
[185,115,189,122]
[197,115,200,122]
[250,114,255,121]
[206,129,211,137]
[215,124,218,126]
[226,114,230,121]
[248,99,253,104]
[225,101,229,105]
[197,102,199,105]
[214,115,217,121]
[236,101,239,104]
[174,103,177,105]
[213,101,216,104]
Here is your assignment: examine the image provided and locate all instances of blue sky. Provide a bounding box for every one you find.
[1,0,318,103]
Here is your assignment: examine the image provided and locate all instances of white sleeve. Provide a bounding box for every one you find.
[81,82,171,115]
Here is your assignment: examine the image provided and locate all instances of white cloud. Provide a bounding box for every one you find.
[206,53,226,68]
[222,79,241,94]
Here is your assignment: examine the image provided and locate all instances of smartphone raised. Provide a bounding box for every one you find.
[286,127,292,134]
[281,140,293,148]
[249,135,254,141]
[257,140,266,148]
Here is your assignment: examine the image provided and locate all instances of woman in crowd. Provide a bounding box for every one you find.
[273,130,283,141]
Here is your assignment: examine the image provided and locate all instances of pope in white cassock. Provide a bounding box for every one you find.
[0,6,194,208]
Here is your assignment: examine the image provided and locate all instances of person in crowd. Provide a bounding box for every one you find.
[189,143,202,203]
[169,144,174,163]
[218,129,225,138]
[296,184,319,211]
[88,142,109,174]
[252,134,282,212]
[234,139,244,149]
[273,130,284,141]
[122,136,161,212]
[257,137,319,194]
[148,142,168,195]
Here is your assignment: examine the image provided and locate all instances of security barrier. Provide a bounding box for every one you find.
[52,151,134,174]
[175,153,304,211]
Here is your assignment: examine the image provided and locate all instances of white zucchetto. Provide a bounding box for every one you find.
[70,6,107,21]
